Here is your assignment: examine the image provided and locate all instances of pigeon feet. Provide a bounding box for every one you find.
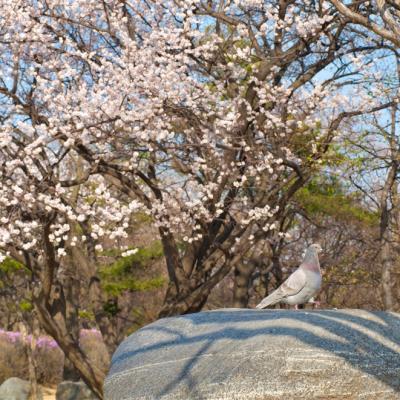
[310,300,321,308]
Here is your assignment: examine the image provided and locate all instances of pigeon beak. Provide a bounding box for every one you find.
[314,243,323,253]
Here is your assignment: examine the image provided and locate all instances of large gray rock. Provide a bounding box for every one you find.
[56,381,98,400]
[0,377,42,400]
[105,309,400,399]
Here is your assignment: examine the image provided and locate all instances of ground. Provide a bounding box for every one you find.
[42,386,56,400]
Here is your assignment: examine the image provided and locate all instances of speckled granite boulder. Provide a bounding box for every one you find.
[56,381,98,400]
[0,377,42,400]
[105,309,400,399]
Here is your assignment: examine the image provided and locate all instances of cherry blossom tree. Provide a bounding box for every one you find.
[0,0,398,396]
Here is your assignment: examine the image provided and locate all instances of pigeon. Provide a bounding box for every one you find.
[256,243,322,309]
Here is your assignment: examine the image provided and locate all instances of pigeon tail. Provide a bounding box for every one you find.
[255,291,283,309]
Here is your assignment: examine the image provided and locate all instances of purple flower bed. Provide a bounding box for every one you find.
[0,329,58,348]
[80,328,102,339]
[0,329,63,385]
[0,328,108,385]
[0,328,103,347]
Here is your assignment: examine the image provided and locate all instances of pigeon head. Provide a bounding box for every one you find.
[309,243,322,253]
[301,243,322,271]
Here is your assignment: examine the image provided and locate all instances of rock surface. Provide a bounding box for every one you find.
[105,309,400,399]
[0,377,42,400]
[56,381,98,400]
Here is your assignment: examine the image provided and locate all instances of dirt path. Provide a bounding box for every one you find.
[42,386,56,400]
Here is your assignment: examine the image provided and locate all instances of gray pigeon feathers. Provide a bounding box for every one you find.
[256,243,322,309]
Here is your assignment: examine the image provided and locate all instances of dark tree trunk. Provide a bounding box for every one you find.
[96,313,119,357]
[379,162,397,310]
[379,106,398,311]
[272,253,283,287]
[232,261,254,308]
[381,238,394,310]
[157,206,253,318]
[32,236,104,399]
[20,321,40,400]
[34,292,105,399]
[89,277,119,356]
[158,255,241,318]
[63,275,81,381]
[158,283,210,318]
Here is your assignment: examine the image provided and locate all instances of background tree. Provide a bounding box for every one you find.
[340,105,400,310]
[331,0,400,47]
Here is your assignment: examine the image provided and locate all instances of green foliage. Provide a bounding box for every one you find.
[78,309,95,321]
[296,178,379,225]
[103,300,120,316]
[0,257,27,274]
[99,240,165,296]
[19,300,33,312]
[289,121,319,158]
[100,240,163,276]
[133,211,153,225]
[101,276,165,297]
[287,120,346,168]
[0,258,30,290]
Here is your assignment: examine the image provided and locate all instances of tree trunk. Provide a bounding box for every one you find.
[232,261,254,308]
[33,293,104,399]
[20,322,40,400]
[27,336,39,400]
[97,316,119,356]
[89,277,119,356]
[158,283,209,318]
[158,256,239,318]
[63,275,81,381]
[381,238,394,310]
[379,161,397,310]
[272,253,283,287]
[379,106,398,310]
[159,249,249,317]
